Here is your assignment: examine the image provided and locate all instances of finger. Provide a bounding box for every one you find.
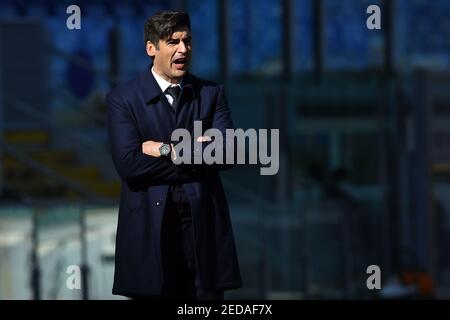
[196,136,212,142]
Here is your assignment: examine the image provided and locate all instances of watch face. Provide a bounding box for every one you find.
[159,144,171,156]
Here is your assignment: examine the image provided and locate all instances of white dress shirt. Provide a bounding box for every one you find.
[151,67,182,106]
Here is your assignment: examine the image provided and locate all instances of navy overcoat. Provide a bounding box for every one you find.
[106,65,242,296]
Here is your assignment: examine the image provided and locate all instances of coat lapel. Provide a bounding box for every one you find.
[176,73,200,131]
[138,65,176,142]
[138,65,201,141]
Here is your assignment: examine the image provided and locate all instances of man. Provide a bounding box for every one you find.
[106,10,242,299]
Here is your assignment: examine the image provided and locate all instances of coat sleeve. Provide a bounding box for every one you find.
[106,91,194,185]
[179,85,236,171]
[206,85,236,171]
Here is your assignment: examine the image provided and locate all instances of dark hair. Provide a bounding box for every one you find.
[144,11,191,47]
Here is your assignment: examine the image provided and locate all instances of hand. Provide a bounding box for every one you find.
[196,136,211,142]
[170,143,177,161]
[142,140,163,157]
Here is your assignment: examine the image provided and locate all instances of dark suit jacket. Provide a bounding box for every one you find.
[106,65,242,296]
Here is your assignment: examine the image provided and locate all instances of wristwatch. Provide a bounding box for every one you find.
[159,143,172,156]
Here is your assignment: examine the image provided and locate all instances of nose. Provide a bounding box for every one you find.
[177,40,187,53]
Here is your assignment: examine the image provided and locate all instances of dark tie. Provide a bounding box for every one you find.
[166,86,181,111]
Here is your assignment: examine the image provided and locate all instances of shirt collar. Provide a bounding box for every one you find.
[151,66,182,93]
[140,64,196,104]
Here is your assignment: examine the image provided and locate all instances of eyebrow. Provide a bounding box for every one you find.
[167,36,192,42]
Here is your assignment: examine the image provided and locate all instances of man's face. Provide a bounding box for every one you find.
[147,29,192,84]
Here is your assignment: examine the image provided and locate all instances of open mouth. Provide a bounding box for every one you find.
[173,57,187,70]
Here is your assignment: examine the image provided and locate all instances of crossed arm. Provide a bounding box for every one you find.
[106,85,234,186]
[140,85,235,170]
[107,93,192,185]
[141,137,211,159]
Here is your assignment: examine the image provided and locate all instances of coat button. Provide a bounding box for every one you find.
[156,200,163,206]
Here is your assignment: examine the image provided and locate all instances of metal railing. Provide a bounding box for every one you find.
[0,200,117,300]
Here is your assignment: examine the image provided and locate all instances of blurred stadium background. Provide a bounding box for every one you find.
[1,0,450,299]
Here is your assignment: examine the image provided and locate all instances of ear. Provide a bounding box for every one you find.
[146,41,157,58]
